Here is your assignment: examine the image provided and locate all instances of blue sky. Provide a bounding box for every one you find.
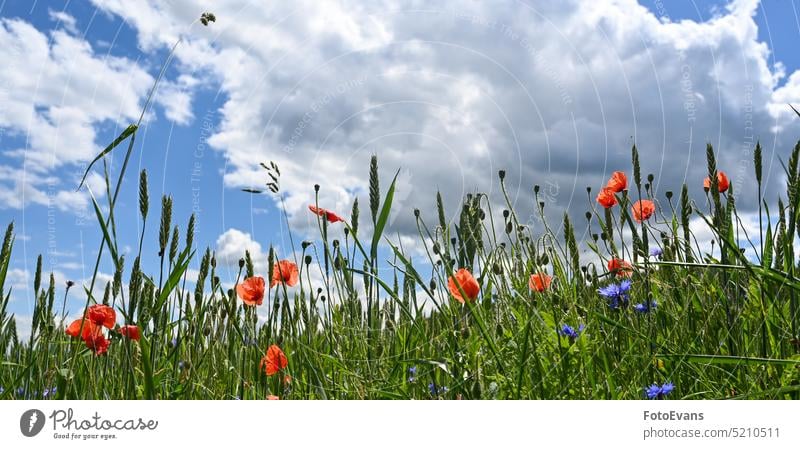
[3,0,800,334]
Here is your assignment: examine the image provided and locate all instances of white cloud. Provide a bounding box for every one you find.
[215,227,267,274]
[0,16,196,214]
[48,9,79,35]
[83,0,800,252]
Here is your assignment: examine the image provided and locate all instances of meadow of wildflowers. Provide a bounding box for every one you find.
[1,14,800,401]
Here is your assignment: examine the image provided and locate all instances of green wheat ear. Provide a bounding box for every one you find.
[351,197,360,236]
[631,144,641,191]
[139,169,149,220]
[186,214,195,252]
[369,155,379,225]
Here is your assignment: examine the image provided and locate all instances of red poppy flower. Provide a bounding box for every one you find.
[529,273,553,292]
[596,188,617,209]
[65,318,98,339]
[606,171,627,192]
[267,395,280,400]
[84,332,111,356]
[87,304,116,329]
[631,199,656,222]
[308,205,344,223]
[119,325,140,341]
[607,258,633,277]
[260,344,288,376]
[237,276,266,306]
[703,171,730,193]
[447,268,480,303]
[271,260,299,288]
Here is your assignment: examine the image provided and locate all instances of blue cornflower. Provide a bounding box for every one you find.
[428,382,437,395]
[408,366,417,383]
[558,324,585,341]
[646,382,675,399]
[170,337,179,348]
[649,248,663,258]
[42,387,57,398]
[598,279,631,309]
[0,387,4,395]
[15,387,25,398]
[634,300,658,314]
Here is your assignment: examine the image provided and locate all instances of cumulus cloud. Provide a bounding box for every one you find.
[82,0,800,252]
[0,16,196,214]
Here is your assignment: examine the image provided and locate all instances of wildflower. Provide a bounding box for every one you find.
[16,387,25,397]
[267,395,280,400]
[606,171,627,192]
[408,366,417,383]
[271,260,299,288]
[65,318,98,339]
[558,324,585,342]
[596,187,617,209]
[42,387,57,398]
[447,268,480,303]
[646,382,675,399]
[607,258,633,277]
[66,317,110,356]
[87,304,116,329]
[631,199,656,222]
[649,247,663,258]
[260,344,288,376]
[308,205,344,223]
[237,276,266,305]
[170,337,179,348]
[598,279,632,310]
[84,332,111,356]
[703,171,730,193]
[529,273,553,292]
[119,325,140,341]
[634,300,658,314]
[428,383,447,395]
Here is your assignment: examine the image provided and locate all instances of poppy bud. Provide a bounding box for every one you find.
[647,173,654,183]
[451,237,457,246]
[314,184,320,192]
[320,295,326,302]
[66,280,75,288]
[317,287,323,294]
[502,209,510,218]
[212,276,220,288]
[238,258,245,268]
[302,240,311,249]
[592,233,598,241]
[498,170,506,180]
[539,201,545,210]
[665,190,673,199]
[585,211,592,221]
[499,242,506,249]
[332,239,339,248]
[432,243,440,255]
[492,263,502,275]
[505,222,513,234]
[305,255,312,265]
[344,227,350,236]
[586,186,592,194]
[479,209,486,220]
[429,279,436,291]
[600,232,607,241]
[414,208,420,218]
[534,185,540,194]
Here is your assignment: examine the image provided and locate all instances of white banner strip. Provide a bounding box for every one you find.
[1,400,797,448]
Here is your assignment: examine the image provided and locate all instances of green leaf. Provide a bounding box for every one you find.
[657,353,800,366]
[77,124,138,190]
[370,169,400,261]
[87,188,120,268]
